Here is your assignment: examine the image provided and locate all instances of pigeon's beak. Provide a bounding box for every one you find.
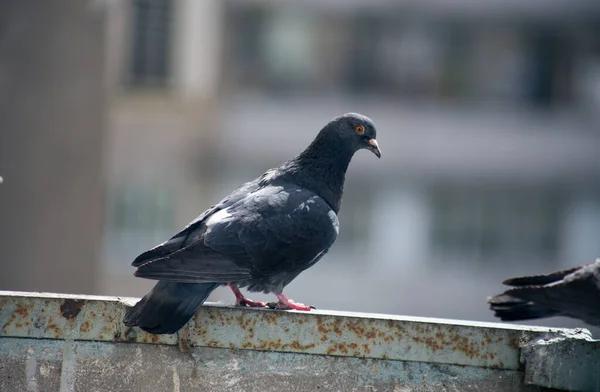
[368,139,382,158]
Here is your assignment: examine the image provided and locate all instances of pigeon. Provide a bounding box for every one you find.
[487,258,600,327]
[123,113,381,334]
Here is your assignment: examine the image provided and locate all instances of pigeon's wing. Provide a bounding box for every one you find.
[133,184,339,286]
[487,293,562,322]
[131,204,220,268]
[489,261,600,326]
[131,174,271,267]
[502,265,583,287]
[204,185,339,275]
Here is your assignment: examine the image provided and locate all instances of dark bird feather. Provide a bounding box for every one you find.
[488,259,600,327]
[124,113,381,334]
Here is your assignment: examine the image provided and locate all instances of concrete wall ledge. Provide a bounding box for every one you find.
[1,290,598,391]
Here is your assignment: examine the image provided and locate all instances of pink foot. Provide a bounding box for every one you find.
[272,293,314,311]
[229,285,266,308]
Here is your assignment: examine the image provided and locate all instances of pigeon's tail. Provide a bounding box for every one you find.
[487,293,561,322]
[124,281,220,334]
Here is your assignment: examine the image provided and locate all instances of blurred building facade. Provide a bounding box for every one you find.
[0,1,108,294]
[3,0,598,331]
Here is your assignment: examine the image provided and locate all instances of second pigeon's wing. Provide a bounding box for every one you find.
[488,293,562,322]
[502,265,583,287]
[489,261,600,326]
[133,183,340,290]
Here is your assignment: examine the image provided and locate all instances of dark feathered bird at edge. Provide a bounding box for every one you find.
[488,258,600,327]
[123,113,382,334]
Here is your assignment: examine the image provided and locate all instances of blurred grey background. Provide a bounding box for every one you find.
[1,0,599,335]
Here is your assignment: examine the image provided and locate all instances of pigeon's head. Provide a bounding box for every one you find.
[326,113,381,158]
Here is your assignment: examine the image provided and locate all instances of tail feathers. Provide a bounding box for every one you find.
[124,281,219,334]
[488,293,561,322]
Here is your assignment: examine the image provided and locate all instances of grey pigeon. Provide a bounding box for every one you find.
[488,258,600,327]
[123,113,381,334]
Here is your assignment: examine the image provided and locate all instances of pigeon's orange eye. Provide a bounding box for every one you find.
[355,125,365,134]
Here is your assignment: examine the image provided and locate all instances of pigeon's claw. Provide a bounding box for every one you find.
[237,298,267,308]
[229,284,266,308]
[271,293,314,311]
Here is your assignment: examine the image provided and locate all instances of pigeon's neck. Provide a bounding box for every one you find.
[284,133,354,213]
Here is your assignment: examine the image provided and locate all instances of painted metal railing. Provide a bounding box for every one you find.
[1,291,598,391]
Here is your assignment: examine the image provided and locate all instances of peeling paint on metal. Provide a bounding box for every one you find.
[0,290,594,377]
[60,299,84,320]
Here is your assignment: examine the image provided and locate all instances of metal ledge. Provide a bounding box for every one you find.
[1,290,599,391]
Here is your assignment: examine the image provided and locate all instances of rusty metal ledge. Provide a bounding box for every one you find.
[0,290,591,374]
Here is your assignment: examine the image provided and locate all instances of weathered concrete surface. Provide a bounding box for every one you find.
[0,337,542,392]
[521,331,600,392]
[1,291,597,391]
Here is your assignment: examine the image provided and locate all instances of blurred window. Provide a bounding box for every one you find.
[429,185,563,261]
[104,181,175,271]
[222,3,593,109]
[127,0,173,87]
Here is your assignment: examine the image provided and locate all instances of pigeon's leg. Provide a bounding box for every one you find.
[229,284,266,307]
[271,293,314,311]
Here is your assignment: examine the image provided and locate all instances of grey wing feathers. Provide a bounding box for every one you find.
[131,205,219,267]
[502,265,583,287]
[132,242,252,283]
[131,177,264,267]
[489,260,600,326]
[133,183,339,291]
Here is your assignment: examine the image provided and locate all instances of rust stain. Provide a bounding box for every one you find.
[47,316,61,338]
[289,340,315,350]
[316,317,343,337]
[236,337,317,352]
[242,342,253,349]
[263,312,279,326]
[60,299,84,320]
[365,328,377,340]
[507,336,520,349]
[362,343,371,356]
[206,339,220,347]
[80,320,92,333]
[101,324,113,337]
[15,303,29,318]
